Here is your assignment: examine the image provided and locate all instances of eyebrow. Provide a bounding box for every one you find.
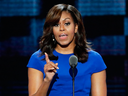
[62,18,70,21]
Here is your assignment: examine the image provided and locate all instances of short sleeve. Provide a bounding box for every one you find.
[92,51,107,73]
[27,50,45,73]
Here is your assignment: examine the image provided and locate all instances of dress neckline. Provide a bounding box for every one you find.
[54,50,74,56]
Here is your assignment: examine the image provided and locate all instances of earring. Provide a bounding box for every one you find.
[52,35,55,41]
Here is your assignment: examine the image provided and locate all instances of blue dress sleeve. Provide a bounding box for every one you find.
[91,51,107,73]
[27,50,45,73]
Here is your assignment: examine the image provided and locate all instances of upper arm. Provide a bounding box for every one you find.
[28,68,44,96]
[91,70,107,96]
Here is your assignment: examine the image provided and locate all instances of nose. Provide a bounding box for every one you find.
[60,24,65,31]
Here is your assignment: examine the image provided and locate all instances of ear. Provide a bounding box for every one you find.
[75,24,78,33]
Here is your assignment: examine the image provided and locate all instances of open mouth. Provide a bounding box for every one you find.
[59,33,68,39]
[59,33,68,37]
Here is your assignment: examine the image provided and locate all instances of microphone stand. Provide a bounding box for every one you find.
[69,55,78,96]
[72,68,75,96]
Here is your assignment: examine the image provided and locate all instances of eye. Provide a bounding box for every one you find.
[54,24,59,27]
[65,22,70,26]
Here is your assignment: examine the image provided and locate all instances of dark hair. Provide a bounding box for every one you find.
[39,4,91,63]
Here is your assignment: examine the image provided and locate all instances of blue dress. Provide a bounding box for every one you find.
[27,49,107,96]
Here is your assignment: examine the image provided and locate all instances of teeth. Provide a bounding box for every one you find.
[61,34,66,36]
[60,34,66,37]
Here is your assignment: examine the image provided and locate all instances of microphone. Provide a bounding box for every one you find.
[69,55,78,96]
[69,55,78,69]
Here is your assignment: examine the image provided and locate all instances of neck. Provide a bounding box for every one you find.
[55,43,75,54]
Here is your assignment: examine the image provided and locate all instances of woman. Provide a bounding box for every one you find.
[27,4,107,96]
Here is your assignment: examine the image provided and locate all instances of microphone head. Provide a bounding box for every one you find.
[69,55,78,68]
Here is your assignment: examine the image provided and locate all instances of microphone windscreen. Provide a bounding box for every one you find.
[69,55,78,68]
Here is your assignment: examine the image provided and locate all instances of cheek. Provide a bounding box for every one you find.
[53,28,58,36]
[53,27,56,34]
[68,28,76,35]
[67,25,76,33]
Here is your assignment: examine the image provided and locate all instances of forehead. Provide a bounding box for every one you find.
[59,11,73,21]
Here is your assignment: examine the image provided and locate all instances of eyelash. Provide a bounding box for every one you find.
[65,22,70,26]
[54,24,59,27]
[54,22,70,27]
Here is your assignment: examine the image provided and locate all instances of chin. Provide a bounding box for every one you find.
[58,42,70,47]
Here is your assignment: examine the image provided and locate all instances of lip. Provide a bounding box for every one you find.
[59,33,68,40]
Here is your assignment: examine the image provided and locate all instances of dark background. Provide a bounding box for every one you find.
[0,0,128,96]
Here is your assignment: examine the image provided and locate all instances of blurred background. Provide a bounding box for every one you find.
[0,0,128,96]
